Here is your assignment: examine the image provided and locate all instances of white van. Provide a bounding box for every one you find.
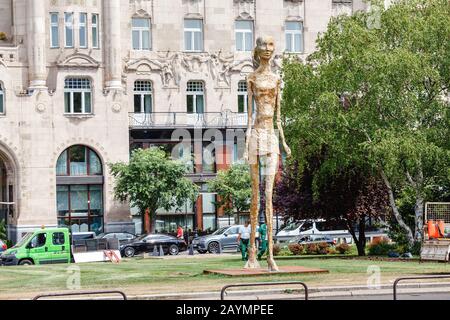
[275,219,352,243]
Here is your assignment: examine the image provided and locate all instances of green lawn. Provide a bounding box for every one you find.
[1,255,450,299]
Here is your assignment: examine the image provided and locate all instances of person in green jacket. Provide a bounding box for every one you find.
[257,222,268,261]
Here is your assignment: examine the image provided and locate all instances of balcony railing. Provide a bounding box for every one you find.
[129,111,248,129]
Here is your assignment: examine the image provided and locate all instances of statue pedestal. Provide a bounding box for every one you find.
[203,266,328,277]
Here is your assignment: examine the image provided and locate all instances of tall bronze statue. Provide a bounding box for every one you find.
[244,36,291,271]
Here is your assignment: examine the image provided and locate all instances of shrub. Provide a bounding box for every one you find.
[317,242,329,255]
[288,243,304,255]
[336,243,351,254]
[305,243,318,255]
[327,247,337,255]
[368,240,397,256]
[273,244,281,256]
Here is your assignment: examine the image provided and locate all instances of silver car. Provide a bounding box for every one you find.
[192,225,243,254]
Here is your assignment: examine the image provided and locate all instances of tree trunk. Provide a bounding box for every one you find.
[380,169,415,245]
[149,206,157,234]
[357,217,367,257]
[414,195,424,242]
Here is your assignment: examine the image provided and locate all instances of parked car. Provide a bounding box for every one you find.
[192,225,260,254]
[97,232,136,244]
[120,234,187,257]
[0,240,7,253]
[288,234,336,246]
[276,219,351,243]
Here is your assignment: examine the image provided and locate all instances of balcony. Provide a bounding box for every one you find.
[129,111,248,129]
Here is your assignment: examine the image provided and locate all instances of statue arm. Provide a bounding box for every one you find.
[244,78,254,162]
[276,80,291,157]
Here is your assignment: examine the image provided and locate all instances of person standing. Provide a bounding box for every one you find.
[237,221,252,261]
[257,222,268,261]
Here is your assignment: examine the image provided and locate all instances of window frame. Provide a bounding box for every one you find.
[235,20,254,52]
[0,83,4,115]
[92,14,99,49]
[133,80,153,113]
[131,17,151,51]
[79,12,88,48]
[186,81,205,114]
[237,81,248,113]
[64,78,93,115]
[64,12,74,48]
[285,21,304,53]
[50,12,60,48]
[184,19,203,52]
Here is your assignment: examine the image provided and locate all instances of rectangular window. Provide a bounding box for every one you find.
[238,81,248,113]
[132,18,151,50]
[64,12,74,48]
[92,14,99,48]
[79,13,87,48]
[235,20,253,52]
[285,21,303,53]
[133,81,152,113]
[184,19,203,52]
[64,78,92,114]
[186,81,205,114]
[50,13,59,48]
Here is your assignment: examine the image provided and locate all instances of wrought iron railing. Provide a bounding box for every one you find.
[129,111,248,129]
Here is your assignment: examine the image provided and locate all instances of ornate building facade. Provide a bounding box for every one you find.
[0,0,367,241]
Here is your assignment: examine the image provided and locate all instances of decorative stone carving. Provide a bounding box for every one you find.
[183,0,204,19]
[56,51,100,69]
[234,0,255,20]
[284,0,304,20]
[129,0,153,17]
[125,52,256,89]
[332,0,353,16]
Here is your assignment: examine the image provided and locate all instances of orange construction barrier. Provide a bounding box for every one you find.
[437,220,446,237]
[428,220,438,239]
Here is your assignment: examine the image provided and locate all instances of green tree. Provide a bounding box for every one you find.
[282,0,450,247]
[207,163,252,224]
[109,148,199,234]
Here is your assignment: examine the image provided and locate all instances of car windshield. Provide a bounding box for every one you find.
[12,232,33,248]
[212,227,229,235]
[97,233,105,238]
[283,223,301,231]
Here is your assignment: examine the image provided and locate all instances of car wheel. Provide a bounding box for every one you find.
[197,250,207,254]
[169,245,179,256]
[123,247,135,258]
[208,242,220,254]
[19,259,33,266]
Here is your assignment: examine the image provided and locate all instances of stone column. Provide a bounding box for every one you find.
[26,0,47,89]
[103,0,123,90]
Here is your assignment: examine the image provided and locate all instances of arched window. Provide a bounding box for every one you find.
[133,80,152,113]
[0,83,4,114]
[56,145,103,234]
[64,78,92,114]
[186,81,204,114]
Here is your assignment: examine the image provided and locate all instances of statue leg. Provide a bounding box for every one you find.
[245,160,261,269]
[265,153,279,272]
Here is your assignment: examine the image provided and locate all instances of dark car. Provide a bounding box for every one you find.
[97,232,137,244]
[120,234,187,257]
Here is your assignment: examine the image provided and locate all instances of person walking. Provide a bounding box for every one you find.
[257,222,268,261]
[237,221,252,261]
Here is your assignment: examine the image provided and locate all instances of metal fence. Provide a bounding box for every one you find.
[33,290,127,300]
[425,202,450,224]
[221,281,309,300]
[393,275,450,300]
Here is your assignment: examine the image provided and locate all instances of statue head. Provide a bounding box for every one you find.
[253,35,275,69]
